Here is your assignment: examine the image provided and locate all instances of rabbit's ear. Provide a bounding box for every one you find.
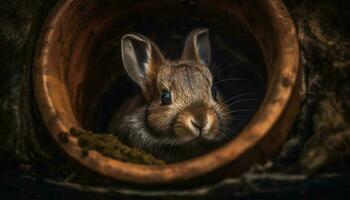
[181,28,211,66]
[121,34,165,99]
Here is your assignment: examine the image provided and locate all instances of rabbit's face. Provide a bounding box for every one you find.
[121,28,231,144]
[146,62,230,143]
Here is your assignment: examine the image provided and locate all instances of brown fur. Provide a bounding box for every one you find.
[107,29,232,162]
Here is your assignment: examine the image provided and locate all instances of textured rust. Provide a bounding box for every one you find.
[282,76,291,88]
[81,150,89,158]
[58,132,69,144]
[33,0,301,184]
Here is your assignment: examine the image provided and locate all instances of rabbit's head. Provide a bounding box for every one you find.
[121,28,231,145]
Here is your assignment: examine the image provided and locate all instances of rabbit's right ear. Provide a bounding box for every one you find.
[121,34,165,100]
[181,28,211,66]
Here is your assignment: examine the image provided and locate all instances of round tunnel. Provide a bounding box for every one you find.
[34,0,301,184]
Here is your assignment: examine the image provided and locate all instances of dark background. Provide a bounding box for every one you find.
[0,0,350,199]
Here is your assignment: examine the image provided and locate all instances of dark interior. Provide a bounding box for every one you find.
[80,1,267,139]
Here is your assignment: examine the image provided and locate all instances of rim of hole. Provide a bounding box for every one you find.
[34,0,301,184]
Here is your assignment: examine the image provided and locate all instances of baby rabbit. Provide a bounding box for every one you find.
[107,28,232,162]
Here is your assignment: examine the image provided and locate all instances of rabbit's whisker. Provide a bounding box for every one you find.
[222,92,262,104]
[217,130,231,141]
[212,62,240,78]
[214,78,248,84]
[210,56,230,74]
[221,109,257,115]
[227,98,261,107]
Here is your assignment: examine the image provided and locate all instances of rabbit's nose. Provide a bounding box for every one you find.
[188,114,213,136]
[184,103,215,136]
[191,120,204,135]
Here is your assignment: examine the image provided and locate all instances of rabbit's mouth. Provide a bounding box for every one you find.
[172,109,221,142]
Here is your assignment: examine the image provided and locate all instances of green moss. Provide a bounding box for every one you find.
[69,128,165,165]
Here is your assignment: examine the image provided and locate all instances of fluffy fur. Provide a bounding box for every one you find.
[107,29,232,162]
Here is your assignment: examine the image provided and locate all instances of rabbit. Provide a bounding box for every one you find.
[107,28,233,162]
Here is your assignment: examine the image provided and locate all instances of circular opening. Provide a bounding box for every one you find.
[34,0,300,183]
[83,1,267,162]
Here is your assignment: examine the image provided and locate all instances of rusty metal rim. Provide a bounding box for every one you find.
[34,0,300,184]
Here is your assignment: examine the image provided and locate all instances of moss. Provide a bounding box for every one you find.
[69,128,165,165]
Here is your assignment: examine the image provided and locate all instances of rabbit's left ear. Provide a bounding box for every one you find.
[181,28,211,66]
[121,33,165,100]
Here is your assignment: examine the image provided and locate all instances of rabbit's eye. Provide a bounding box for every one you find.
[161,90,172,105]
[211,86,218,101]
